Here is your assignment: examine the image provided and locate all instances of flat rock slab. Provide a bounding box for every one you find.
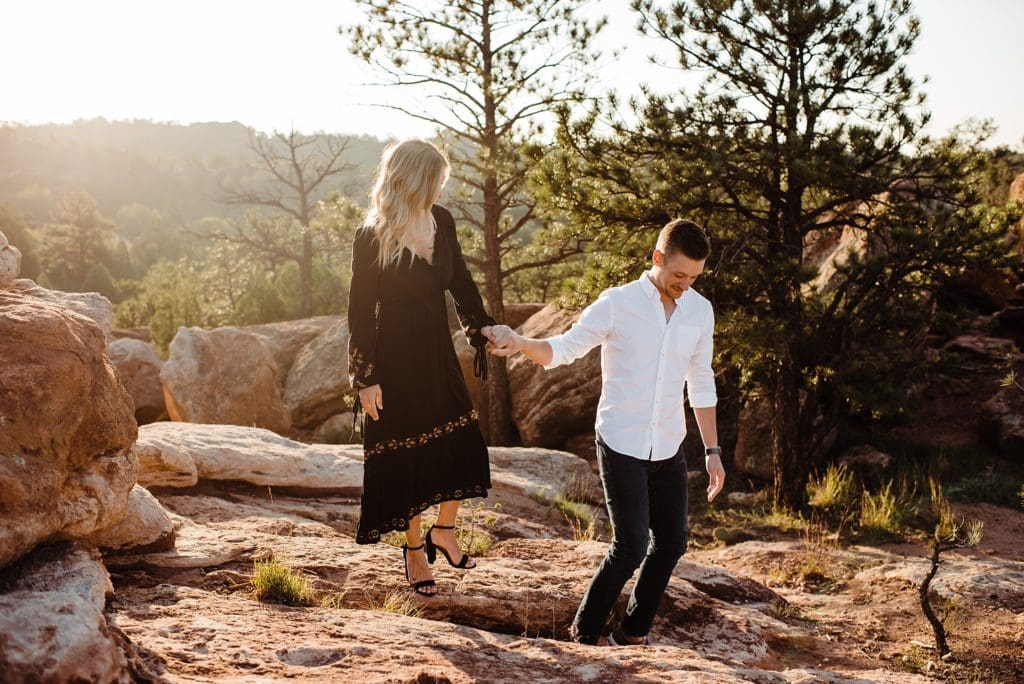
[134,422,363,494]
[134,422,598,503]
[855,557,1024,609]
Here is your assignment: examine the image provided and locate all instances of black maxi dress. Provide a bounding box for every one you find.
[347,204,496,544]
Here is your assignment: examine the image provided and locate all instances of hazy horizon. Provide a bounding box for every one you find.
[2,0,1022,147]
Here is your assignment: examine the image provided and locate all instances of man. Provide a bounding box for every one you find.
[488,218,725,646]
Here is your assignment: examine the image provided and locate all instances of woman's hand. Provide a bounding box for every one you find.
[358,384,383,421]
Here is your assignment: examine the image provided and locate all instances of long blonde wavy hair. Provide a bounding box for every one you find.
[364,139,450,268]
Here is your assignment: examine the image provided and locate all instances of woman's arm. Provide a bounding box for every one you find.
[347,227,384,419]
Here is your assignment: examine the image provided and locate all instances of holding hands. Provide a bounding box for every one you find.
[481,325,519,357]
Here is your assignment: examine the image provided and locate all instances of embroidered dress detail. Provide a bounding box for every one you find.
[364,410,479,458]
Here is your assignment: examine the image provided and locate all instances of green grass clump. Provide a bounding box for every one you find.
[858,479,918,544]
[364,590,425,618]
[807,463,857,511]
[252,556,315,606]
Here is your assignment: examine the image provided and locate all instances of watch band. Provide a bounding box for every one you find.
[705,446,723,456]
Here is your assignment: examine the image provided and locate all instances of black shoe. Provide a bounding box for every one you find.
[402,543,437,597]
[425,524,475,569]
[568,623,599,645]
[608,626,648,646]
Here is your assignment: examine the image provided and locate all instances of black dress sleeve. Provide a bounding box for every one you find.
[442,208,497,378]
[347,226,382,390]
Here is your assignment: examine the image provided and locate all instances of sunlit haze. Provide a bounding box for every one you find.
[1,0,1021,146]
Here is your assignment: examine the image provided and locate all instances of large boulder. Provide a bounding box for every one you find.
[0,543,132,682]
[0,292,138,569]
[107,337,167,424]
[314,412,358,444]
[81,485,176,555]
[0,229,22,288]
[453,330,490,437]
[161,326,292,434]
[246,315,341,386]
[133,422,363,494]
[488,447,600,501]
[982,383,1024,458]
[505,302,546,330]
[508,305,602,448]
[6,278,114,340]
[282,320,352,429]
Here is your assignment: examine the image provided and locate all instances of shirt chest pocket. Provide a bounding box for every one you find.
[673,325,701,364]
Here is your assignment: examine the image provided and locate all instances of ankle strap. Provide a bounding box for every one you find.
[431,524,455,530]
[403,543,425,550]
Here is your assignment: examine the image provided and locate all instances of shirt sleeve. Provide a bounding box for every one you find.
[347,227,382,389]
[685,303,717,408]
[543,289,614,370]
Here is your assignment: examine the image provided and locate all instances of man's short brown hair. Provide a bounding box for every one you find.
[657,219,711,260]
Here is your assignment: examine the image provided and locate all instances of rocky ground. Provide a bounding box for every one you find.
[90,471,1021,683]
[4,224,1023,683]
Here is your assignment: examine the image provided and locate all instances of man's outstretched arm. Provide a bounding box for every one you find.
[490,291,614,369]
[491,332,554,366]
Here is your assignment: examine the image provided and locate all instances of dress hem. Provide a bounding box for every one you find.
[355,481,490,545]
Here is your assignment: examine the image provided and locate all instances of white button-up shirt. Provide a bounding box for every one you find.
[544,271,717,461]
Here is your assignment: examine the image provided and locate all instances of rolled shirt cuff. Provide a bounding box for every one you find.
[688,392,718,409]
[541,335,566,370]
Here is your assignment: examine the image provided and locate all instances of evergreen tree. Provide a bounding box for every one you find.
[538,0,1017,506]
[39,191,116,290]
[80,262,120,302]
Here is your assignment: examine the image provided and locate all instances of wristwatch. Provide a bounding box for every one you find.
[705,446,723,456]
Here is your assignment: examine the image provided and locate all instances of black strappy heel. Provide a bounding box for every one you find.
[402,543,437,596]
[425,524,475,569]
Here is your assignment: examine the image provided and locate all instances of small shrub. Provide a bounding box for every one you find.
[320,591,349,609]
[928,476,956,540]
[758,504,810,532]
[457,527,495,556]
[364,590,425,618]
[252,556,315,606]
[531,489,603,541]
[859,479,918,543]
[807,463,857,511]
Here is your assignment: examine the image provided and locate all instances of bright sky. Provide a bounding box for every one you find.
[1,0,1021,146]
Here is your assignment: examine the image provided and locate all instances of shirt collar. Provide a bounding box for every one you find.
[640,270,685,304]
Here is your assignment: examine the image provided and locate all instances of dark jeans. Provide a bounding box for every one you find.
[572,433,689,642]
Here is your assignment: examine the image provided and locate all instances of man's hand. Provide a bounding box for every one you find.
[705,453,725,502]
[487,325,519,356]
[358,384,383,421]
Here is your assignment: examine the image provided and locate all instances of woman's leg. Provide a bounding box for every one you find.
[429,499,477,569]
[404,512,436,595]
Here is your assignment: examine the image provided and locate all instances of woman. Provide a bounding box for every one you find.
[347,139,496,597]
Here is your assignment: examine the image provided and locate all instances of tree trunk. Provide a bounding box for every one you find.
[300,230,313,318]
[478,0,516,446]
[920,540,951,656]
[482,172,516,445]
[770,354,804,510]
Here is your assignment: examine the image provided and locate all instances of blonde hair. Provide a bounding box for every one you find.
[364,139,450,268]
